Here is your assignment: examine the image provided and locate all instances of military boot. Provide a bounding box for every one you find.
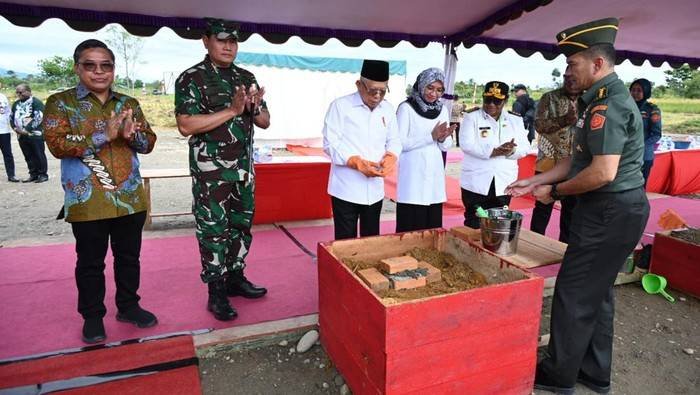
[226,270,267,298]
[207,280,237,321]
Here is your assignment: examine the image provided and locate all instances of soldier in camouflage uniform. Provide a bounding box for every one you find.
[175,18,270,321]
[529,76,581,242]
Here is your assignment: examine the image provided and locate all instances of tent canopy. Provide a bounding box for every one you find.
[1,0,698,67]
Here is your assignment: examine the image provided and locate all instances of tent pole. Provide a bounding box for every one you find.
[442,42,458,113]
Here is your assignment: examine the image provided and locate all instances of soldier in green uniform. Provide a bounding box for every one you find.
[175,18,270,321]
[507,18,650,394]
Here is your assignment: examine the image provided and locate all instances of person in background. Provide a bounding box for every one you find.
[529,76,581,243]
[322,59,402,240]
[0,83,18,182]
[460,81,530,228]
[512,83,537,143]
[43,39,158,344]
[175,18,270,322]
[10,83,48,183]
[630,78,662,185]
[450,94,464,148]
[395,67,455,232]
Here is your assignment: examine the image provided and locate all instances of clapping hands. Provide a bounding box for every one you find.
[432,121,456,142]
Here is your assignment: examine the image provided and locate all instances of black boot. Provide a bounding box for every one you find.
[207,280,237,321]
[226,270,267,298]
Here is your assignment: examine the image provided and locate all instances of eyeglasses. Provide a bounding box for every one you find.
[424,85,445,95]
[78,62,115,72]
[361,80,388,97]
[483,97,504,105]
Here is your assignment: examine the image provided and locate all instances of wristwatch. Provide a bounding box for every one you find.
[550,183,563,200]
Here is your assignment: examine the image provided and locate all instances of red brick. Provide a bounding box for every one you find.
[417,261,441,283]
[379,256,418,274]
[357,268,390,292]
[391,276,427,290]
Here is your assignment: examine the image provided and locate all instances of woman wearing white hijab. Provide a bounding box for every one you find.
[395,68,455,232]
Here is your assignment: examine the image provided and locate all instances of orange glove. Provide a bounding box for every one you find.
[378,152,397,177]
[347,156,382,177]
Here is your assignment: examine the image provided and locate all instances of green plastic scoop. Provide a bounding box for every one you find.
[475,206,489,218]
[642,273,675,303]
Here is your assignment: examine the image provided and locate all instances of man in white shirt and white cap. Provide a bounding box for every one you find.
[460,81,530,228]
[322,59,402,239]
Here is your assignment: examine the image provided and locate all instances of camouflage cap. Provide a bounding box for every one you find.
[205,18,240,40]
[556,17,619,57]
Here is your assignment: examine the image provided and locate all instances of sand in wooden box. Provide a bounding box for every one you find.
[318,228,544,394]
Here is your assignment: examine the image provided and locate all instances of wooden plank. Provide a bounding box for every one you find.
[650,231,700,298]
[450,226,566,269]
[193,314,318,349]
[408,359,534,395]
[385,277,543,353]
[386,320,538,394]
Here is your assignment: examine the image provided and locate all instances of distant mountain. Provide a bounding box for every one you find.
[0,68,30,78]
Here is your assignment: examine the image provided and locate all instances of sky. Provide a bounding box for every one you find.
[0,17,673,90]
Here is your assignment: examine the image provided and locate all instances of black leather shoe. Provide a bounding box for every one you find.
[35,175,49,183]
[533,365,575,395]
[7,176,19,182]
[226,271,267,298]
[577,371,611,394]
[21,176,37,183]
[116,306,158,328]
[82,318,106,344]
[208,280,237,321]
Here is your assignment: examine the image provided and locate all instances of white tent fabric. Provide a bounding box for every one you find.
[233,55,406,148]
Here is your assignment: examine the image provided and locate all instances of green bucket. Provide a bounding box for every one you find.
[641,273,675,303]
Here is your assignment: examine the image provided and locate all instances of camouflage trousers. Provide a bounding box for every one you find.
[192,177,255,283]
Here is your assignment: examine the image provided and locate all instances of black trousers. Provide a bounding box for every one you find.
[541,187,649,386]
[18,136,48,178]
[461,178,511,229]
[530,195,576,243]
[331,196,382,240]
[641,159,654,186]
[395,202,443,233]
[0,133,15,178]
[530,171,577,243]
[71,212,147,319]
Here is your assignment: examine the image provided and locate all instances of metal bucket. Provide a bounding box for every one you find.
[479,208,523,256]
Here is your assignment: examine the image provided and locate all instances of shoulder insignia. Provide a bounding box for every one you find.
[466,106,480,113]
[508,110,522,117]
[590,104,608,113]
[590,113,606,130]
[596,87,607,100]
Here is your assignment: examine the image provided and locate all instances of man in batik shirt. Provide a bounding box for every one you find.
[43,39,158,344]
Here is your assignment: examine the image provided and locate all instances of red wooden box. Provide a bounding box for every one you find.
[318,229,544,394]
[650,231,700,298]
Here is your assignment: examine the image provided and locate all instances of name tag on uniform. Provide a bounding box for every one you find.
[576,118,585,128]
[479,127,490,137]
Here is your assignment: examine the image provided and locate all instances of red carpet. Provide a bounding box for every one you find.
[0,228,317,360]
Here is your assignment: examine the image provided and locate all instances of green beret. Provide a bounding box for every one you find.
[556,17,619,57]
[205,18,240,40]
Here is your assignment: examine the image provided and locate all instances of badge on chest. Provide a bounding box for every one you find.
[479,127,490,138]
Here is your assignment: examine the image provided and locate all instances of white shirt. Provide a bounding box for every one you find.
[0,93,10,134]
[323,92,402,205]
[396,102,452,204]
[460,108,530,196]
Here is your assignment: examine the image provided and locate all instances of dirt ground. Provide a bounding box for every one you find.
[1,131,698,394]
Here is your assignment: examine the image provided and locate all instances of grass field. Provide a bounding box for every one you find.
[11,90,700,136]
